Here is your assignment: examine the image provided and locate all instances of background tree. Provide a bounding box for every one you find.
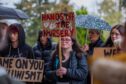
[119,0,126,10]
[98,0,122,25]
[76,7,88,45]
[15,0,72,46]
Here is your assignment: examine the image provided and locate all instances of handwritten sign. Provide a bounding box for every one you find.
[0,57,44,82]
[93,47,118,58]
[92,47,118,84]
[41,12,75,37]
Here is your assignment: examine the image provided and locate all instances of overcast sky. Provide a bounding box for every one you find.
[0,0,102,14]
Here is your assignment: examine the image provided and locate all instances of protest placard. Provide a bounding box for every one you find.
[0,57,44,82]
[41,12,75,37]
[92,47,118,84]
[93,47,118,58]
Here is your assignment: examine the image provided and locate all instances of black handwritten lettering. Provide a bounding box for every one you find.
[3,58,9,68]
[25,71,30,80]
[22,59,28,69]
[15,70,24,80]
[37,72,42,80]
[104,49,112,56]
[15,59,22,69]
[113,49,117,55]
[0,58,3,66]
[30,71,36,80]
[0,57,44,82]
[34,61,38,70]
[9,58,13,68]
[29,60,34,69]
[38,61,43,70]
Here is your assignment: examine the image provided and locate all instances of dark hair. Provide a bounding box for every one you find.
[89,29,101,35]
[8,25,19,33]
[37,30,52,50]
[52,37,83,60]
[111,24,125,36]
[104,24,125,47]
[38,30,44,42]
[7,23,26,47]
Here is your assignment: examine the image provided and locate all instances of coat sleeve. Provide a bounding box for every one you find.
[26,45,34,59]
[66,54,88,81]
[45,55,58,81]
[33,46,42,59]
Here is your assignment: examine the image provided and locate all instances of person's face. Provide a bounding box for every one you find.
[61,36,73,49]
[0,23,8,36]
[111,28,122,43]
[0,23,8,30]
[89,30,100,42]
[0,23,8,50]
[9,32,18,42]
[40,36,48,45]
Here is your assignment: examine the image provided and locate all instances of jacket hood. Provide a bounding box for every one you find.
[8,23,25,47]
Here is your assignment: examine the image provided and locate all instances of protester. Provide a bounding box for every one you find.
[2,23,35,84]
[103,24,125,52]
[2,23,34,58]
[81,29,103,84]
[33,30,55,84]
[82,29,103,56]
[92,22,126,84]
[0,19,19,52]
[33,30,55,61]
[0,19,11,55]
[45,36,88,84]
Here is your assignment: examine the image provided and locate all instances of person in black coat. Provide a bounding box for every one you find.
[0,20,10,56]
[45,36,88,84]
[82,29,103,84]
[3,23,34,59]
[33,30,56,84]
[82,29,103,56]
[2,23,34,84]
[33,30,55,61]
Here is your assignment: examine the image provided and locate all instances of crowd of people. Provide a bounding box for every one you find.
[0,18,126,84]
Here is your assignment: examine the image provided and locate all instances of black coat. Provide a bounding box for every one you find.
[3,23,34,59]
[33,30,55,63]
[33,41,53,63]
[88,38,103,56]
[33,31,56,84]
